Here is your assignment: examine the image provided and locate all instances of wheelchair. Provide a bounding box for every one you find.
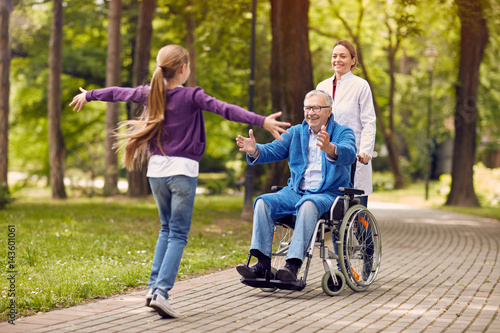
[239,186,382,296]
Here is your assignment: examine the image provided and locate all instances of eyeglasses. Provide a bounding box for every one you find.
[303,105,330,113]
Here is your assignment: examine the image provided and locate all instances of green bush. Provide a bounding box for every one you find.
[204,178,227,195]
[372,171,396,191]
[198,171,238,195]
[439,163,500,207]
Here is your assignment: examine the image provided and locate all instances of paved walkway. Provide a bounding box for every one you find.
[2,203,499,332]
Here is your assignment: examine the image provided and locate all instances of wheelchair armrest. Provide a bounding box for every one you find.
[338,187,365,196]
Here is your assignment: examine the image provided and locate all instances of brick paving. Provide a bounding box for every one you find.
[2,202,499,332]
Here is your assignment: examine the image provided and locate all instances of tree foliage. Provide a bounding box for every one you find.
[5,0,500,200]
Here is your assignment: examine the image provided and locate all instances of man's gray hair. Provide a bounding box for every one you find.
[304,90,333,107]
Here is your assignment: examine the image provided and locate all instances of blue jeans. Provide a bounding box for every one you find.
[147,175,197,299]
[250,198,320,263]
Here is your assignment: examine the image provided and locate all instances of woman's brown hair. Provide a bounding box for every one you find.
[119,45,189,170]
[334,40,358,70]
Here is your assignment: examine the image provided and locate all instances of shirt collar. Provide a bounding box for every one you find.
[308,124,328,136]
[334,71,354,83]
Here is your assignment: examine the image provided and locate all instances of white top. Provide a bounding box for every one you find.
[316,71,376,195]
[147,155,199,178]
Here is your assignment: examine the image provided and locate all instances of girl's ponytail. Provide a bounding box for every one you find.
[119,45,189,170]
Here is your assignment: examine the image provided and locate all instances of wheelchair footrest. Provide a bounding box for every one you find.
[240,277,306,291]
[240,277,275,289]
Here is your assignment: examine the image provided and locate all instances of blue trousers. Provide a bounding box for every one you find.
[250,198,320,263]
[147,175,197,299]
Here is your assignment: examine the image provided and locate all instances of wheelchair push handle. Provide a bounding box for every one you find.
[356,155,369,165]
[338,187,365,196]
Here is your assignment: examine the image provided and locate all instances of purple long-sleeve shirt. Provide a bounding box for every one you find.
[86,86,265,162]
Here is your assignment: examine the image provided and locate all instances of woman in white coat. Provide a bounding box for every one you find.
[316,40,376,207]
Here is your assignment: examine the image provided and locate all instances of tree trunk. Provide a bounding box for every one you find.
[103,0,122,196]
[127,0,155,197]
[446,0,488,207]
[185,1,197,87]
[0,0,12,192]
[388,46,396,136]
[386,41,405,189]
[48,0,67,199]
[355,39,405,189]
[268,0,313,187]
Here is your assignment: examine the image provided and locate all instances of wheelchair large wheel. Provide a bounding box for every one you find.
[321,269,346,296]
[338,205,382,292]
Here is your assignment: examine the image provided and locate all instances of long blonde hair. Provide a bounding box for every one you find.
[119,45,189,170]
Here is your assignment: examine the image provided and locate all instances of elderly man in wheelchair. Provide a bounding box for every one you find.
[235,89,381,296]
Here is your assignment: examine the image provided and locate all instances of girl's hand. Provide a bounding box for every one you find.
[69,87,89,112]
[236,129,258,156]
[317,125,337,158]
[262,111,291,141]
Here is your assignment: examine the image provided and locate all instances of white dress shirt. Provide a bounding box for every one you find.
[299,127,338,190]
[299,129,323,190]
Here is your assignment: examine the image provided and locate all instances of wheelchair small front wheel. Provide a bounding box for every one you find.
[321,270,346,296]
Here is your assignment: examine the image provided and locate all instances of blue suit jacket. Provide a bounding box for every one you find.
[248,115,356,217]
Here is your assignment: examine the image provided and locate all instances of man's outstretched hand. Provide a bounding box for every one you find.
[236,129,258,156]
[317,125,338,159]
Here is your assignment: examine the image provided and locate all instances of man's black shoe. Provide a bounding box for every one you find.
[236,262,267,279]
[276,262,299,282]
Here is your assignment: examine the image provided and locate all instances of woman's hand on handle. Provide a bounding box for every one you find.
[236,129,258,156]
[357,152,370,165]
[69,87,89,112]
[262,111,290,141]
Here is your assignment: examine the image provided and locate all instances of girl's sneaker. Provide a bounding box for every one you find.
[145,288,154,307]
[149,293,178,318]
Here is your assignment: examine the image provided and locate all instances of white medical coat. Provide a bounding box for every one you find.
[316,71,376,195]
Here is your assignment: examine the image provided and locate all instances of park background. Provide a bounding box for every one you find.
[0,0,499,321]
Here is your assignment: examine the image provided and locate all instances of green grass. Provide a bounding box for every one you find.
[370,180,500,221]
[0,193,252,321]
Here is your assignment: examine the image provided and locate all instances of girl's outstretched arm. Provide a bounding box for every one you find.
[262,111,290,141]
[69,87,89,112]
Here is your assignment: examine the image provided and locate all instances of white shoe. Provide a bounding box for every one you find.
[149,293,178,318]
[145,288,154,307]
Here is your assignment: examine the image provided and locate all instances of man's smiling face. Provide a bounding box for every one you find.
[304,94,332,134]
